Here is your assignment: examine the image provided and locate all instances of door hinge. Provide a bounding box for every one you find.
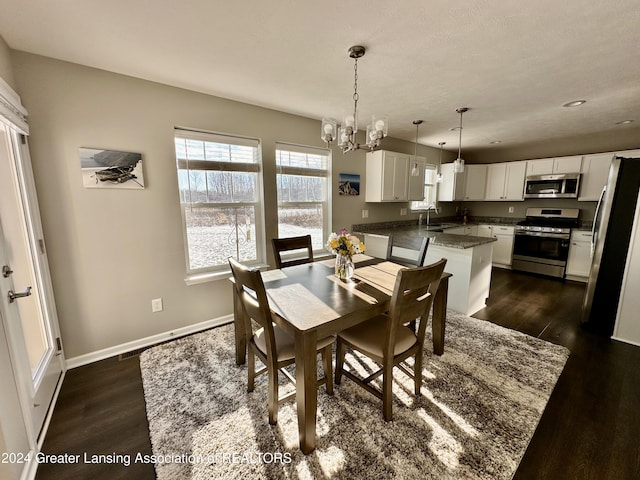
[38,239,45,255]
[20,134,27,145]
[55,337,63,353]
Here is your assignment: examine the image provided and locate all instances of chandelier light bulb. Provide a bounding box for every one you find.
[324,124,334,134]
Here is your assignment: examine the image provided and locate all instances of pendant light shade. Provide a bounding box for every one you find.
[454,107,468,174]
[411,120,423,176]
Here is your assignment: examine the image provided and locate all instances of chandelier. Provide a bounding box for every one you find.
[453,107,468,173]
[321,46,389,153]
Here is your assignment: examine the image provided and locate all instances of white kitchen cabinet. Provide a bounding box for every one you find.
[485,161,526,200]
[566,230,593,280]
[407,156,427,201]
[437,163,465,202]
[462,164,487,200]
[491,225,515,266]
[553,156,583,173]
[365,150,411,202]
[579,153,614,201]
[447,225,478,236]
[476,225,493,237]
[527,156,582,175]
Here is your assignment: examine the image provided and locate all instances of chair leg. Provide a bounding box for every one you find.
[382,362,394,421]
[322,345,334,395]
[414,351,423,396]
[409,319,417,333]
[267,363,279,425]
[247,346,255,392]
[335,338,345,385]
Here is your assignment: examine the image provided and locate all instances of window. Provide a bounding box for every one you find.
[410,164,438,211]
[174,128,265,275]
[275,143,331,253]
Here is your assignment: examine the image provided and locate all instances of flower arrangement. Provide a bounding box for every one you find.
[327,229,364,280]
[326,229,366,257]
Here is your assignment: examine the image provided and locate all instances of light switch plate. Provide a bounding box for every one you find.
[151,298,163,312]
[400,208,407,216]
[362,209,369,218]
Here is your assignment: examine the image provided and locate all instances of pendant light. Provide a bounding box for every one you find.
[321,46,389,153]
[436,141,445,183]
[454,107,468,174]
[411,120,423,176]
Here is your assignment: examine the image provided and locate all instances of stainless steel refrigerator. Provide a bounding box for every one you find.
[582,156,640,336]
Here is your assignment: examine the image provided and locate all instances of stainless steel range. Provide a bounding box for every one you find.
[512,208,580,278]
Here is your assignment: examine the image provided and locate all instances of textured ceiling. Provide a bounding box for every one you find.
[1,0,639,155]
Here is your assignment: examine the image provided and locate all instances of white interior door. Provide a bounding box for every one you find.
[0,120,64,442]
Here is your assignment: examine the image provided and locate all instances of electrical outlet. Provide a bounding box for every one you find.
[151,298,163,313]
[400,208,407,216]
[508,206,515,213]
[362,209,369,219]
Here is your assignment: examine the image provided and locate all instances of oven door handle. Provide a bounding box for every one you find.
[515,231,570,239]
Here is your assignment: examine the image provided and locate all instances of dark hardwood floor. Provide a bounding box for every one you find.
[37,268,640,479]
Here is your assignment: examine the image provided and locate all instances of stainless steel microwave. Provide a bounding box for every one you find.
[524,173,581,199]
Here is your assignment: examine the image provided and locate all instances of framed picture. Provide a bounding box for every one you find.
[338,173,360,196]
[79,148,144,189]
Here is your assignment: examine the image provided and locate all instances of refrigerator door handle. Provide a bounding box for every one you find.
[592,185,606,255]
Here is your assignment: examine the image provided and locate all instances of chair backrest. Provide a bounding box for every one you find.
[384,258,447,355]
[228,257,277,353]
[272,235,314,269]
[386,234,429,267]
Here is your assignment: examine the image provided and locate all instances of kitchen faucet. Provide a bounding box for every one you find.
[425,203,439,226]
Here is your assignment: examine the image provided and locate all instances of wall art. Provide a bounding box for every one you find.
[338,173,360,196]
[80,148,144,189]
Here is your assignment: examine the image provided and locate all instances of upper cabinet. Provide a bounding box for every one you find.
[438,163,465,202]
[527,155,583,175]
[579,153,614,201]
[485,161,527,201]
[365,150,411,202]
[462,165,487,201]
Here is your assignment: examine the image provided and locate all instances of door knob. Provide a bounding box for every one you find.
[8,286,32,303]
[2,265,13,278]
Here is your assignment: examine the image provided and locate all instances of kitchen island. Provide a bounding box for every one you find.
[354,224,496,316]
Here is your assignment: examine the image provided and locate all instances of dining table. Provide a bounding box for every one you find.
[231,254,451,454]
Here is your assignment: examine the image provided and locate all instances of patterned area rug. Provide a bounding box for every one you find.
[140,312,569,479]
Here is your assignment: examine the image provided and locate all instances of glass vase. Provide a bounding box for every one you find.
[335,253,354,280]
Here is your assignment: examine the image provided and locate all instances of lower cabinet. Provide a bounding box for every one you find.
[491,226,515,267]
[446,225,478,236]
[459,224,514,267]
[566,230,593,280]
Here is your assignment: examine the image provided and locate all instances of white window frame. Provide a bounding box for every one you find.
[174,128,266,280]
[410,163,439,211]
[275,142,332,256]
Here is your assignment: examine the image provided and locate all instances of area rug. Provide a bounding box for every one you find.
[140,312,569,480]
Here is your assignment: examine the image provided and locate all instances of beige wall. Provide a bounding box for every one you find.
[11,51,452,358]
[0,35,16,90]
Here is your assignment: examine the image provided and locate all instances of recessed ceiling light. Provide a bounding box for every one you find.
[563,100,586,107]
[489,140,502,144]
[616,119,634,125]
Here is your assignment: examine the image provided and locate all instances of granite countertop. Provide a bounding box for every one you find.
[354,224,497,250]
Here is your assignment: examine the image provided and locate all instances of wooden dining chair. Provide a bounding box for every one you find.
[334,258,447,421]
[271,234,314,269]
[228,257,334,425]
[386,233,429,267]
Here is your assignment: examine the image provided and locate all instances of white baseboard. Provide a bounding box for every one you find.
[611,335,640,348]
[65,315,234,369]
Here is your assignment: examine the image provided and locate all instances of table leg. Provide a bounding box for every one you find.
[232,283,246,365]
[295,330,318,454]
[432,276,449,356]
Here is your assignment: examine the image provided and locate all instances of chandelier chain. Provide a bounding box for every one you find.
[352,58,359,119]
